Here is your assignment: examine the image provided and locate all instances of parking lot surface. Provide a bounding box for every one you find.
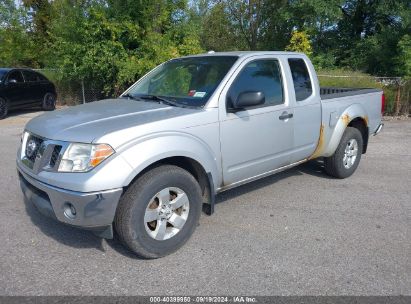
[0,110,410,295]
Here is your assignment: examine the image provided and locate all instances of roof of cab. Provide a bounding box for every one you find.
[180,51,306,58]
[0,68,37,72]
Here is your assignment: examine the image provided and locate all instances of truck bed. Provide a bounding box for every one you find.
[320,87,381,100]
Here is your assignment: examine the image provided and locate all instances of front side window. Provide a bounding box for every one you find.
[7,71,24,83]
[127,56,238,108]
[227,59,284,109]
[288,58,312,101]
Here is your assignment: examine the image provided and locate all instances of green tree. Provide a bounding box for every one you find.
[0,0,38,67]
[334,0,410,75]
[22,0,53,38]
[200,2,246,51]
[284,0,342,52]
[285,31,313,56]
[2,0,410,96]
[396,35,411,78]
[46,0,203,96]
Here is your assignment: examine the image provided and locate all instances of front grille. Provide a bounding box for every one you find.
[25,135,44,162]
[49,146,62,167]
[21,132,67,173]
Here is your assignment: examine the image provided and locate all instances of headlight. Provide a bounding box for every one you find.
[58,143,114,172]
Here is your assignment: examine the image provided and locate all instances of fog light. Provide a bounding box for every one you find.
[63,203,77,219]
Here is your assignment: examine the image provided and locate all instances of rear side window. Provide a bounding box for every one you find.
[228,59,284,108]
[22,70,39,82]
[7,71,24,83]
[36,72,48,81]
[288,58,312,101]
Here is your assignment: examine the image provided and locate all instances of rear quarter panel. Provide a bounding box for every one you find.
[319,91,383,157]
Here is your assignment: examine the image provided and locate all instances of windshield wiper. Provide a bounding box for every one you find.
[121,93,140,101]
[138,94,184,108]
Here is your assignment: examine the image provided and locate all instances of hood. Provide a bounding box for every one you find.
[25,98,200,144]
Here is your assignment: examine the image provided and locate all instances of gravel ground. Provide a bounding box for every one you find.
[0,109,410,296]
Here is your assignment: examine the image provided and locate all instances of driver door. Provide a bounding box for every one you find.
[219,57,294,186]
[5,70,27,107]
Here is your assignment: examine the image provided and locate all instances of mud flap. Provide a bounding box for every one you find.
[92,224,114,239]
[203,172,215,215]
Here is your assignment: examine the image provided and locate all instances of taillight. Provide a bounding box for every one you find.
[381,93,385,114]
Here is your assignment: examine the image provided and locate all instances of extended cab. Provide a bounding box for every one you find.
[17,52,384,258]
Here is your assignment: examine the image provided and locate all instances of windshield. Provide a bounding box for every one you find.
[125,56,238,107]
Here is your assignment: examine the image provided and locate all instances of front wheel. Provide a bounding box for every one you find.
[114,165,202,259]
[42,92,56,111]
[324,127,363,179]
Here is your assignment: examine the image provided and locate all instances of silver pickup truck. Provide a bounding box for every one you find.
[17,51,384,258]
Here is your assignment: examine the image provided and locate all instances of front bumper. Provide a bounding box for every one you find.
[17,166,123,238]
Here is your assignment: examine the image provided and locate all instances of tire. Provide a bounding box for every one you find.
[114,165,202,259]
[324,127,363,179]
[0,98,8,119]
[42,92,56,111]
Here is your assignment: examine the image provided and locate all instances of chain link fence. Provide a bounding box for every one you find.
[54,80,105,105]
[34,69,111,105]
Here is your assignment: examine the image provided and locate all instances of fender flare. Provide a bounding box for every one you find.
[320,103,368,157]
[118,131,221,190]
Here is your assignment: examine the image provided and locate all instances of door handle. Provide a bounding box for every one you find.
[279,112,293,120]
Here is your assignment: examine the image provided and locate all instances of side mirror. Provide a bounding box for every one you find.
[8,79,17,84]
[230,91,265,111]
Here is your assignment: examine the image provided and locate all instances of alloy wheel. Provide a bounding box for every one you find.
[144,187,190,241]
[343,138,358,169]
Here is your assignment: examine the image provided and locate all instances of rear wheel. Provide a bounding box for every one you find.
[114,165,202,259]
[0,98,8,119]
[324,127,363,179]
[42,92,56,111]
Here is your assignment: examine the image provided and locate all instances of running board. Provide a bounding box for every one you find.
[217,159,308,193]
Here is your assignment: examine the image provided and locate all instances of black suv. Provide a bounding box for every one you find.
[0,68,57,119]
